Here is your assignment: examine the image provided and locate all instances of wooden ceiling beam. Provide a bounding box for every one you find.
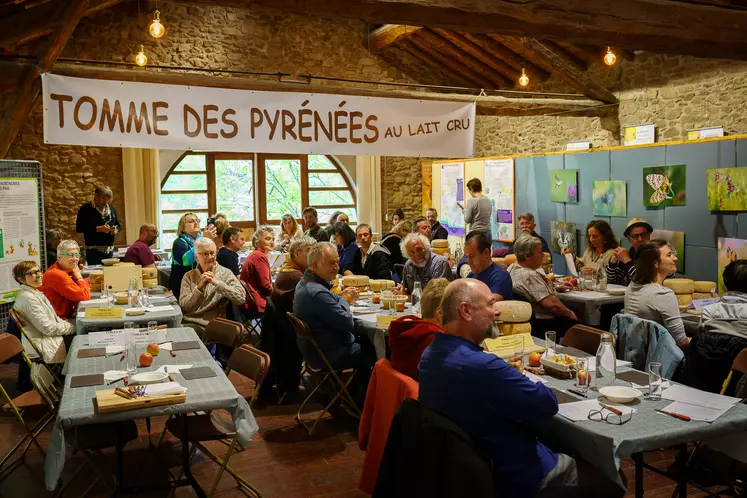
[0,0,90,158]
[414,29,512,88]
[406,35,496,89]
[433,29,519,85]
[48,62,616,117]
[553,41,598,66]
[460,32,550,82]
[367,24,421,53]
[541,41,589,71]
[498,36,619,104]
[489,34,557,74]
[398,43,477,89]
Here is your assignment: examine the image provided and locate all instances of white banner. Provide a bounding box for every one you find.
[42,74,475,157]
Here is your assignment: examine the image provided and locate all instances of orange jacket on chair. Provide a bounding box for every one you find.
[358,358,419,495]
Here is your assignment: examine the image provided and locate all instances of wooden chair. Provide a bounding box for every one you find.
[164,345,266,497]
[721,348,747,395]
[286,312,361,435]
[8,308,63,384]
[562,324,605,355]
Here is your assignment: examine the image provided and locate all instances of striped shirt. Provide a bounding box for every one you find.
[605,247,638,286]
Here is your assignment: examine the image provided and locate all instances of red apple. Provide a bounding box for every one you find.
[577,369,592,386]
[528,352,543,367]
[146,343,160,356]
[139,351,153,367]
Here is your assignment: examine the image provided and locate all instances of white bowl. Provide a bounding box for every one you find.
[130,371,168,384]
[599,386,643,404]
[607,288,627,296]
[125,307,146,316]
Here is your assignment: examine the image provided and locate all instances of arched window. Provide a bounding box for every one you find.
[160,153,357,249]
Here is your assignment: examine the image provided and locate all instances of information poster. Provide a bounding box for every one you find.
[421,161,433,215]
[484,159,515,242]
[439,162,465,236]
[0,178,41,304]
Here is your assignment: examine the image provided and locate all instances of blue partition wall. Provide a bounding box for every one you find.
[507,138,747,281]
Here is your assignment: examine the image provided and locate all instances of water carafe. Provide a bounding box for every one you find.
[127,278,139,308]
[594,332,616,389]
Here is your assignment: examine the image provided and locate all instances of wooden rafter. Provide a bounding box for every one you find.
[406,35,494,88]
[0,0,89,157]
[553,41,598,66]
[540,40,588,72]
[367,24,421,53]
[414,29,512,88]
[398,43,477,89]
[488,35,556,74]
[47,63,616,117]
[432,29,518,84]
[460,32,550,82]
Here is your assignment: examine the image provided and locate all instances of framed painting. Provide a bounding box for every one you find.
[549,169,578,202]
[551,221,577,254]
[643,164,686,207]
[593,180,627,217]
[708,168,747,211]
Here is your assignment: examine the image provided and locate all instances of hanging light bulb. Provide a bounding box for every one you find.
[134,44,148,66]
[149,9,165,38]
[604,47,617,66]
[518,68,529,87]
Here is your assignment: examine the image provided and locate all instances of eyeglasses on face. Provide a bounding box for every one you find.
[628,232,649,240]
[60,253,81,258]
[24,269,42,277]
[587,408,632,425]
[197,251,216,257]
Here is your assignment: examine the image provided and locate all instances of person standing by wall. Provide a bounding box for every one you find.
[461,178,492,241]
[75,184,121,265]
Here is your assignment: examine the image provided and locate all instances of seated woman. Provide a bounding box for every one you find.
[624,240,690,348]
[170,212,217,299]
[41,239,90,319]
[330,221,358,275]
[562,219,618,272]
[381,220,412,274]
[240,225,275,316]
[13,261,74,364]
[275,214,303,252]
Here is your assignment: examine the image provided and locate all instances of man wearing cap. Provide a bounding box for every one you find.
[606,218,653,286]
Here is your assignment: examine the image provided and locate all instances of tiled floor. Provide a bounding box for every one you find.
[0,362,728,496]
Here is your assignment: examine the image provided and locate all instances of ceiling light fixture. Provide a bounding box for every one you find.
[518,68,529,87]
[149,9,165,38]
[604,47,617,66]
[135,44,148,66]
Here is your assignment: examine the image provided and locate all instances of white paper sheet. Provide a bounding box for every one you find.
[81,298,109,305]
[565,253,578,277]
[557,399,636,422]
[105,345,124,355]
[585,357,632,372]
[350,306,370,312]
[661,384,742,411]
[659,401,732,423]
[146,305,174,312]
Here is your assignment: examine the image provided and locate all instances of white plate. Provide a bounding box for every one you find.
[599,386,643,404]
[607,288,626,296]
[125,307,146,316]
[130,371,168,384]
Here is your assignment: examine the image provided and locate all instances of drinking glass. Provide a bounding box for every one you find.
[125,337,138,376]
[545,331,556,357]
[581,268,595,290]
[139,289,150,308]
[381,290,394,315]
[547,264,554,276]
[575,358,591,392]
[648,362,663,400]
[147,321,158,332]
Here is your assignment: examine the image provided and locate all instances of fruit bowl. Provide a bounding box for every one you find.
[540,354,578,379]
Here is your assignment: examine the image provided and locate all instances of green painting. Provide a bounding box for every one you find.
[549,169,578,202]
[551,221,577,254]
[592,180,627,217]
[643,164,686,207]
[651,229,685,273]
[708,167,747,211]
[717,238,747,294]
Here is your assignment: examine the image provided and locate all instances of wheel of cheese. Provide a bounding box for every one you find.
[142,267,158,279]
[370,279,395,292]
[432,240,449,249]
[678,305,690,313]
[89,271,104,283]
[496,301,532,323]
[113,262,135,267]
[90,283,102,292]
[693,292,713,300]
[341,275,369,288]
[663,278,695,295]
[498,322,531,336]
[693,281,717,293]
[432,247,450,256]
[675,294,693,307]
[504,254,517,266]
[492,257,508,268]
[142,278,158,289]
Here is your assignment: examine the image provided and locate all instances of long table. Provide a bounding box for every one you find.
[45,327,258,495]
[556,285,626,326]
[531,342,747,497]
[76,295,183,334]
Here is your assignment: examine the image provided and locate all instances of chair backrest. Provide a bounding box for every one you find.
[204,318,242,347]
[610,313,684,380]
[563,325,605,355]
[227,345,270,386]
[0,333,23,364]
[732,348,747,376]
[286,312,313,340]
[8,308,45,360]
[30,363,60,410]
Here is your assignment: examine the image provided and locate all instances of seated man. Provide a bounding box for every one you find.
[413,217,432,239]
[425,207,448,241]
[507,212,550,255]
[418,279,624,498]
[216,226,245,276]
[343,223,391,280]
[123,224,160,267]
[41,239,90,319]
[396,233,454,295]
[508,233,578,339]
[681,259,747,393]
[388,277,448,380]
[293,242,376,399]
[464,230,512,301]
[606,218,653,286]
[179,237,246,337]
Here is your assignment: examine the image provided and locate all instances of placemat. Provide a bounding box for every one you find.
[551,388,583,404]
[70,374,104,388]
[617,370,650,385]
[77,348,106,358]
[179,366,218,380]
[171,341,202,351]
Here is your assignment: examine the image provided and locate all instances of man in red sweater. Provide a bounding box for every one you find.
[387,277,449,379]
[41,239,90,319]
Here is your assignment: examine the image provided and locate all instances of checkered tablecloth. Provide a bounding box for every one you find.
[44,328,258,491]
[75,297,183,335]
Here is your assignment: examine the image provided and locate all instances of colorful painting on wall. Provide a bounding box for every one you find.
[643,164,686,207]
[549,169,578,202]
[551,221,577,254]
[717,238,747,294]
[707,168,747,211]
[651,229,685,273]
[592,180,627,217]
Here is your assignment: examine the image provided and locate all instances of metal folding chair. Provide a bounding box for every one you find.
[9,308,63,384]
[164,345,266,497]
[286,312,361,435]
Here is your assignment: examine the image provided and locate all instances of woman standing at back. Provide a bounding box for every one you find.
[170,213,216,299]
[461,178,492,240]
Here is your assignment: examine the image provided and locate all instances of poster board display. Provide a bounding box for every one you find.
[439,162,465,237]
[483,159,515,242]
[0,178,42,304]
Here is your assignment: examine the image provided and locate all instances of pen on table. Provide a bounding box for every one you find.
[567,388,588,398]
[656,409,691,422]
[106,376,126,385]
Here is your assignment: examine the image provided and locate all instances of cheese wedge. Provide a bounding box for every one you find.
[676,294,693,307]
[496,301,532,323]
[693,281,717,293]
[370,279,396,292]
[341,275,369,288]
[498,322,531,336]
[142,278,158,289]
[432,239,449,249]
[663,278,695,295]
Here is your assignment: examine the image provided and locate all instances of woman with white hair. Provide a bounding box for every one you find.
[42,239,90,319]
[240,225,276,315]
[75,184,121,265]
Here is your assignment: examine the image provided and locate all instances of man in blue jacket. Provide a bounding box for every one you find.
[418,279,623,498]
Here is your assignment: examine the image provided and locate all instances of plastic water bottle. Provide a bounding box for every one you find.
[595,332,616,389]
[411,281,422,314]
[454,243,463,262]
[127,278,139,308]
[596,266,607,291]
